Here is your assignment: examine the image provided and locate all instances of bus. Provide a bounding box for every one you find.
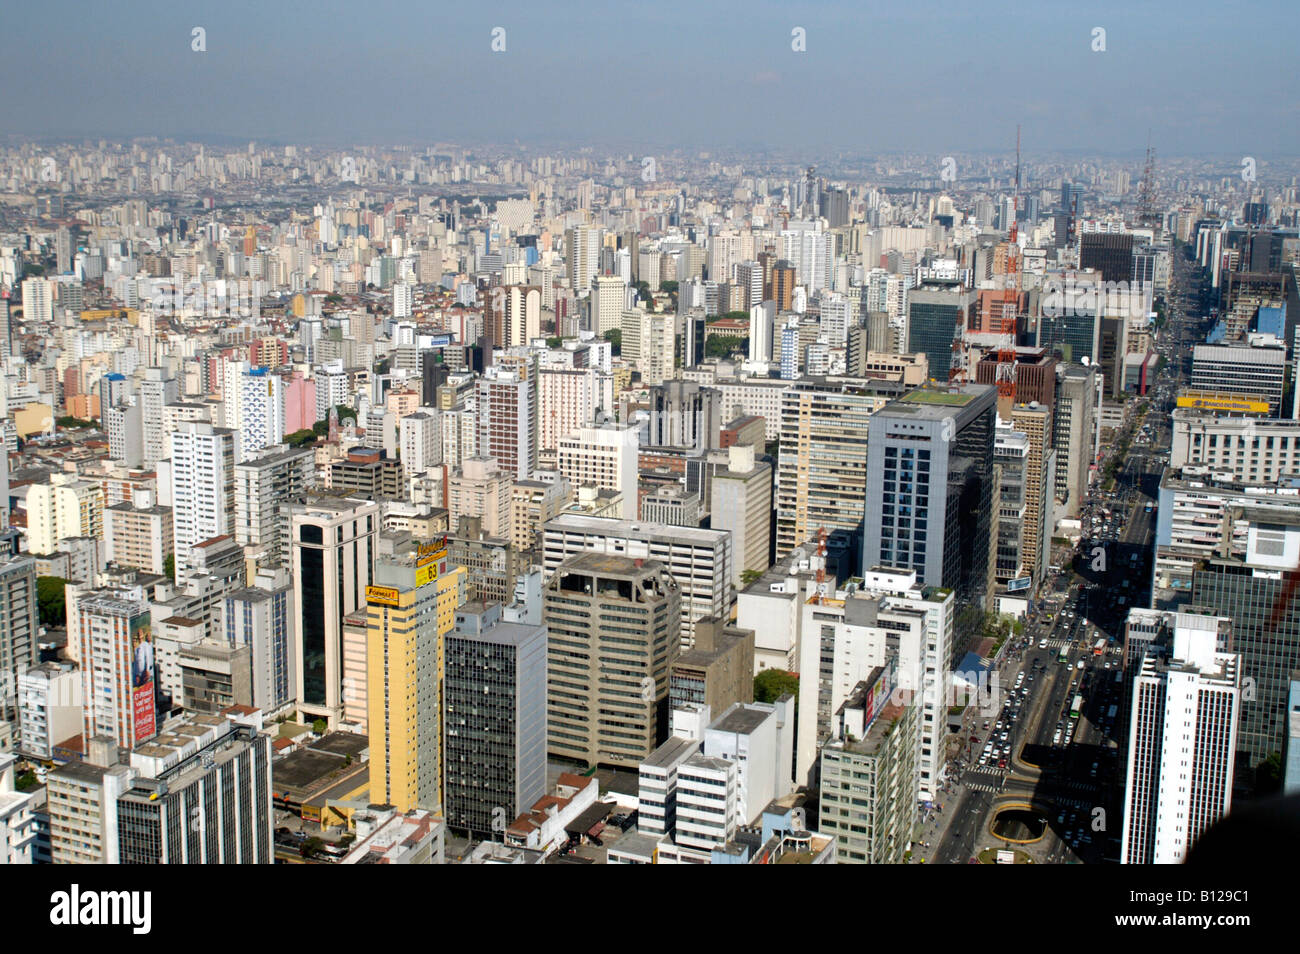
[1070,694,1084,719]
[1058,646,1070,664]
[1093,638,1106,656]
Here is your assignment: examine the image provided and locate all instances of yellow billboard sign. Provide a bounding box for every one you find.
[1176,392,1270,414]
[366,585,401,607]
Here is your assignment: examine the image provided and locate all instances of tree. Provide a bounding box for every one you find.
[285,428,316,447]
[546,335,563,348]
[312,718,328,735]
[754,669,799,704]
[705,335,747,359]
[334,404,358,425]
[301,836,324,858]
[603,329,621,355]
[164,554,175,582]
[56,416,96,429]
[36,576,67,628]
[661,280,679,294]
[312,418,330,437]
[740,569,763,588]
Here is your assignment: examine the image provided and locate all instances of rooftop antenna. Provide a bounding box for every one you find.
[995,126,1021,407]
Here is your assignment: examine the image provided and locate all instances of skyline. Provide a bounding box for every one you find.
[2,0,1298,155]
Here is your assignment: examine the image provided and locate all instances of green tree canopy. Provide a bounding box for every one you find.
[546,335,563,348]
[36,576,67,628]
[56,416,97,429]
[286,428,317,447]
[754,669,799,704]
[740,569,763,588]
[164,553,176,582]
[705,335,747,359]
[312,718,328,735]
[603,329,622,355]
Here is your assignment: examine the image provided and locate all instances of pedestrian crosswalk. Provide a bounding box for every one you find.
[967,781,1001,793]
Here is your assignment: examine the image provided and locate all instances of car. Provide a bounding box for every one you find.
[1039,638,1048,649]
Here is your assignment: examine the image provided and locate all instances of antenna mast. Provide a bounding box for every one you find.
[995,126,1021,405]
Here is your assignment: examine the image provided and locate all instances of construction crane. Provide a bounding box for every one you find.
[812,526,828,605]
[995,126,1022,404]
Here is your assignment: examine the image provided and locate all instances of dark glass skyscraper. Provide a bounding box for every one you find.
[862,384,997,662]
[1192,535,1300,771]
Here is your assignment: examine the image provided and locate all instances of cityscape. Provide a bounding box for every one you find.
[0,6,1294,906]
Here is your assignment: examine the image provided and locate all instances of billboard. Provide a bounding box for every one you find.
[1176,392,1270,414]
[367,585,401,607]
[1007,577,1032,593]
[130,618,156,744]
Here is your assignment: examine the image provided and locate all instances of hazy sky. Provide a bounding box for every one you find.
[3,0,1297,157]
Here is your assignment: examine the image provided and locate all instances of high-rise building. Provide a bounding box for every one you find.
[487,285,541,349]
[819,667,919,864]
[78,591,156,750]
[448,456,514,541]
[225,570,296,713]
[239,368,287,459]
[647,381,722,452]
[565,225,601,294]
[476,366,534,481]
[139,368,179,467]
[543,553,680,768]
[0,752,35,864]
[862,385,997,649]
[556,424,639,520]
[1121,616,1240,864]
[590,274,627,336]
[366,542,448,813]
[1191,517,1300,768]
[25,473,104,557]
[170,422,239,580]
[16,662,81,761]
[443,602,547,834]
[774,377,897,556]
[1079,232,1135,284]
[1009,403,1055,587]
[542,514,733,648]
[1052,364,1103,520]
[290,498,378,728]
[117,711,273,863]
[906,284,975,383]
[399,410,442,479]
[104,497,172,575]
[234,444,315,571]
[1190,342,1288,416]
[709,445,772,585]
[21,276,54,324]
[47,759,134,864]
[0,555,38,727]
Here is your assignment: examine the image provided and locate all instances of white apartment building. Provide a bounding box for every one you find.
[1121,615,1240,864]
[672,754,739,856]
[556,424,638,520]
[709,444,772,585]
[239,368,287,460]
[170,422,239,579]
[448,456,513,540]
[24,473,103,556]
[400,410,443,478]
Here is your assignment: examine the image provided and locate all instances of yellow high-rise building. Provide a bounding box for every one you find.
[366,540,458,813]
